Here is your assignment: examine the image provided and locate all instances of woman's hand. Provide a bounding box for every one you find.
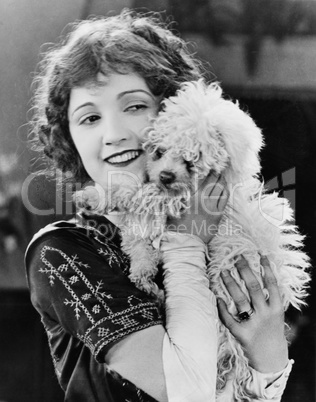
[218,255,289,373]
[167,174,228,243]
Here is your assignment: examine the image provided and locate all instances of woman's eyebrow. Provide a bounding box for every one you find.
[117,89,154,99]
[71,102,95,117]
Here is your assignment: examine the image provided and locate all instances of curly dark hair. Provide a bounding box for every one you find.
[29,9,204,184]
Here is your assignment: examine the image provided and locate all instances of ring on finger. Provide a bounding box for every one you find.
[238,308,254,321]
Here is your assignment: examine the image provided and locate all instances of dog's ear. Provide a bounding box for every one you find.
[202,82,264,183]
[214,99,263,182]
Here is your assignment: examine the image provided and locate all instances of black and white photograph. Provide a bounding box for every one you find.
[0,1,315,401]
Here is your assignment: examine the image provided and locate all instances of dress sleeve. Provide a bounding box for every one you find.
[159,232,219,401]
[25,228,163,363]
[242,360,294,401]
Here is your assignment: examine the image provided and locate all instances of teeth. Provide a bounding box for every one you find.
[107,151,140,164]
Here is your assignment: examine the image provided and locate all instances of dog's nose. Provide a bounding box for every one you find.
[159,171,176,185]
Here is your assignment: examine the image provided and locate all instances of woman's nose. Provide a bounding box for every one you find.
[102,117,129,146]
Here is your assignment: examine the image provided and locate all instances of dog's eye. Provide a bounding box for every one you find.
[184,159,195,170]
[153,148,165,161]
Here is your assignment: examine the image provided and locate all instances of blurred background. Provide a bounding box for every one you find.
[0,0,315,400]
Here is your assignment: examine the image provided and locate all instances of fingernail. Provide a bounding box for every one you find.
[221,269,230,277]
[235,255,247,265]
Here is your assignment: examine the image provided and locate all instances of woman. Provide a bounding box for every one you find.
[25,9,292,401]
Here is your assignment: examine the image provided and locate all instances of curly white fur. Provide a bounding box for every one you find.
[75,79,310,401]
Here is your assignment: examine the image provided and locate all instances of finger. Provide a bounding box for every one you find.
[260,256,282,307]
[217,186,229,210]
[217,298,239,331]
[205,174,225,196]
[209,175,228,210]
[203,176,228,215]
[193,172,220,194]
[235,256,267,310]
[220,270,252,314]
[192,172,218,194]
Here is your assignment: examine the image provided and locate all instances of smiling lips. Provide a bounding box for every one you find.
[106,150,141,164]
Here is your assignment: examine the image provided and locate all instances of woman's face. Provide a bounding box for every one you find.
[68,72,160,189]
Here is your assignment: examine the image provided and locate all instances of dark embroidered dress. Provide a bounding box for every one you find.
[25,214,163,401]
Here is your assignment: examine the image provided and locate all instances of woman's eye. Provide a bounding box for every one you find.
[125,104,147,112]
[80,115,100,125]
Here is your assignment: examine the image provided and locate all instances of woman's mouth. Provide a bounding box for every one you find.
[105,150,142,165]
